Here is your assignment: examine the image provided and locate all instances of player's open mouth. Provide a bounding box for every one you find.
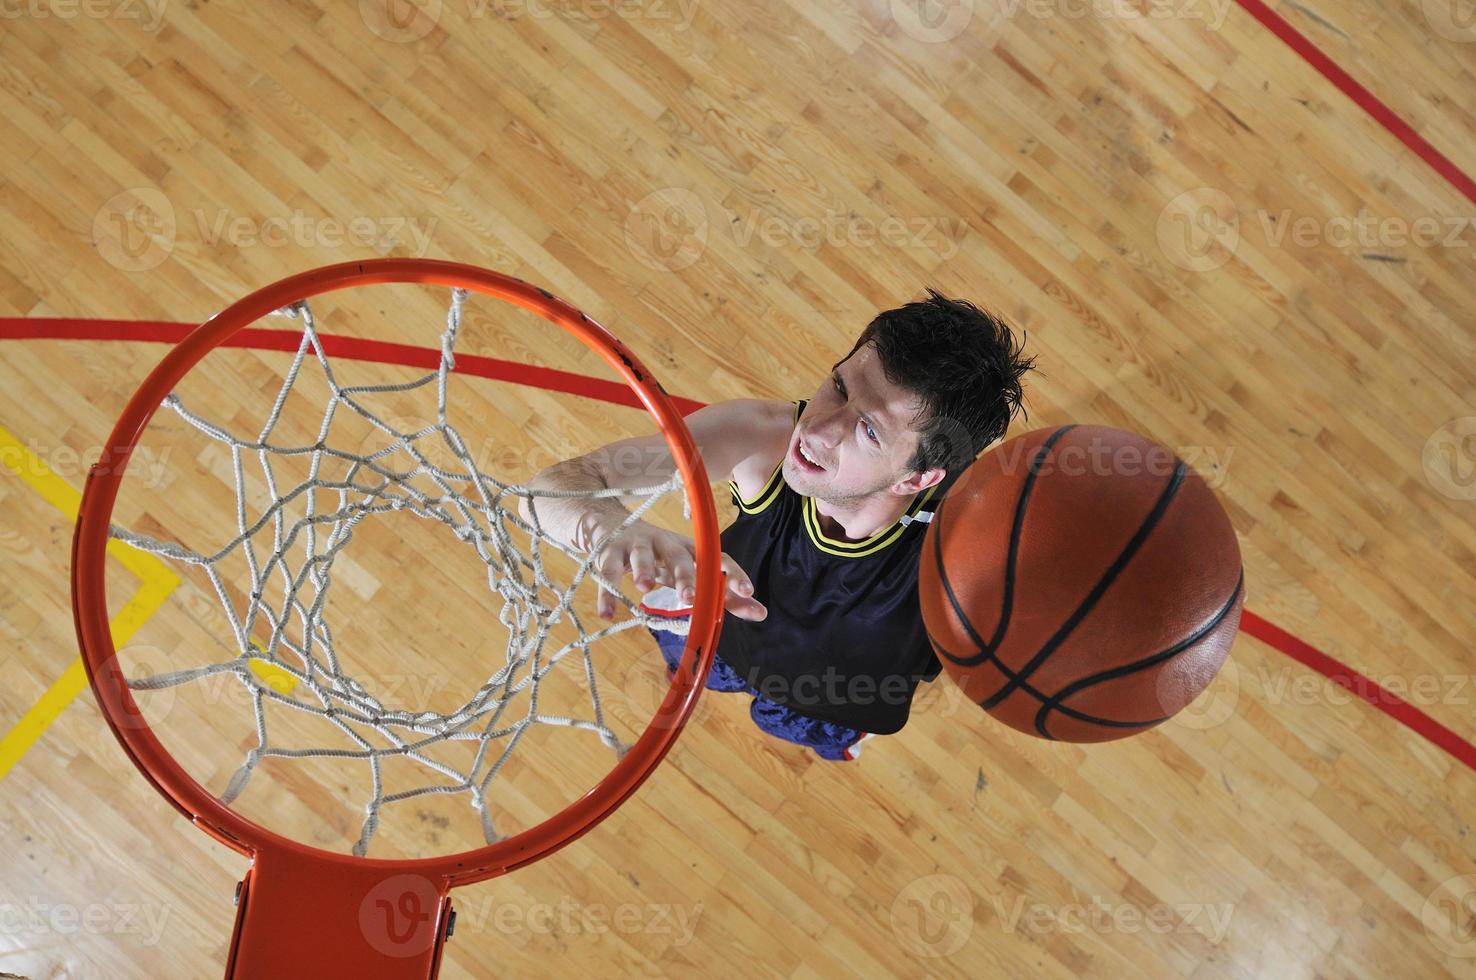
[792,437,826,472]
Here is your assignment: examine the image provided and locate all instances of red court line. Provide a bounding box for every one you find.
[4,315,1473,773]
[0,317,704,416]
[1234,0,1476,207]
[1241,611,1476,771]
[1225,2,1476,767]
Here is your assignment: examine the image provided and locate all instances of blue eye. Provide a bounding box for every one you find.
[864,422,878,443]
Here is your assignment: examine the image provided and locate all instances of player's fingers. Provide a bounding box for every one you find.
[716,556,765,620]
[658,538,698,604]
[725,590,768,621]
[630,540,658,592]
[720,553,755,596]
[595,545,626,619]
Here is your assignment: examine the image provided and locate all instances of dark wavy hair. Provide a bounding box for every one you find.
[833,288,1037,475]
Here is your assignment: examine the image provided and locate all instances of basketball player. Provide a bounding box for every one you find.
[520,290,1036,760]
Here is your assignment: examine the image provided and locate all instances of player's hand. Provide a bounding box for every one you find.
[592,519,768,623]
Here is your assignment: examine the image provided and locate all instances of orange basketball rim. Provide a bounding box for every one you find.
[69,259,725,979]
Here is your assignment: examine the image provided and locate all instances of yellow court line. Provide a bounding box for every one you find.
[0,422,189,782]
[0,420,302,783]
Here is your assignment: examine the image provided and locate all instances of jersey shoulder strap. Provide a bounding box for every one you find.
[728,399,805,514]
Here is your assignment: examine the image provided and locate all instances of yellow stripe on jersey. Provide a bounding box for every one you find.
[802,479,944,558]
[729,399,803,515]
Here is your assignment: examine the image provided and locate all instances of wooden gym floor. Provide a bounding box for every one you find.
[1,1,1475,977]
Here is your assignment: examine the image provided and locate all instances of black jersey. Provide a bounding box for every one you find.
[715,399,959,734]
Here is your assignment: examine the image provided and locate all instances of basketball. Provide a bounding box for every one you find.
[919,425,1244,743]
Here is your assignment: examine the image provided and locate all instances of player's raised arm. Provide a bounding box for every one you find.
[518,398,790,621]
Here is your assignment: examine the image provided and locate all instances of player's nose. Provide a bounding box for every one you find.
[808,410,849,449]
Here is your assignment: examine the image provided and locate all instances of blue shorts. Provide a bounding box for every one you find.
[642,608,869,762]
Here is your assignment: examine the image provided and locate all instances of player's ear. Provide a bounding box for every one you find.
[893,466,946,495]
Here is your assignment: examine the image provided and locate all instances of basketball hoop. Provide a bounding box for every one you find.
[70,259,725,978]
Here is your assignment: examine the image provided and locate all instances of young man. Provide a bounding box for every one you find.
[520,290,1036,761]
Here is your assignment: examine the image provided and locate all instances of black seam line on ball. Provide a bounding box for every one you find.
[926,622,1060,708]
[981,458,1190,712]
[925,615,1057,698]
[1031,567,1246,739]
[935,425,1078,670]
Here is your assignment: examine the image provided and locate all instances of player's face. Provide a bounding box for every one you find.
[782,343,924,501]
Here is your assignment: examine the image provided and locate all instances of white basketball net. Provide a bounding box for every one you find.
[109,288,692,856]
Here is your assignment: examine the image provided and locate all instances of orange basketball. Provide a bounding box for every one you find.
[919,425,1244,742]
